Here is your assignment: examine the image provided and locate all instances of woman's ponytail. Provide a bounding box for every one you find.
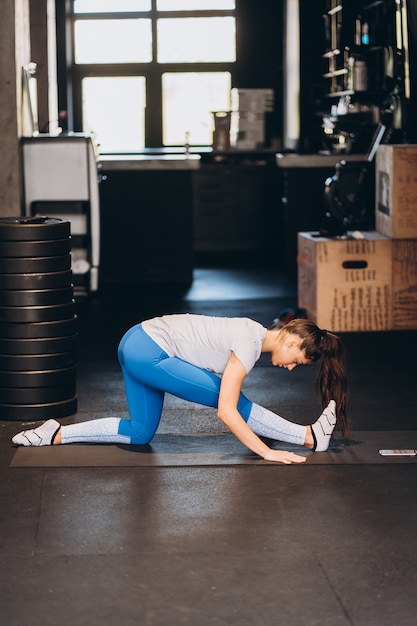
[280,319,349,440]
[317,331,349,439]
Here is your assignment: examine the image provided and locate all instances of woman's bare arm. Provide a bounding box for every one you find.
[217,353,306,464]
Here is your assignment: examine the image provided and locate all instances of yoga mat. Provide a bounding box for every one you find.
[10,431,417,468]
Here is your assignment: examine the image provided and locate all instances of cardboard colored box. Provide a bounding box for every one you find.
[230,88,274,112]
[392,239,417,330]
[375,144,417,239]
[297,232,392,332]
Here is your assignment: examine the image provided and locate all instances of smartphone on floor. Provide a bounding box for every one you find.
[379,449,417,456]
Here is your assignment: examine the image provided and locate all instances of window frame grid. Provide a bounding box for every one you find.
[68,1,236,149]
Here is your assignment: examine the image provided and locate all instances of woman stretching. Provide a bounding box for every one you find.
[12,314,348,464]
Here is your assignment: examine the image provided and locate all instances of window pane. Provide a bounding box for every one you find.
[82,77,146,152]
[74,0,151,12]
[162,72,231,145]
[157,0,235,10]
[158,18,235,63]
[75,19,152,63]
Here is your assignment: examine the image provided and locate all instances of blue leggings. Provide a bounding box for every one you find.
[116,324,253,444]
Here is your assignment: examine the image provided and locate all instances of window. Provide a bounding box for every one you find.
[162,72,231,145]
[69,0,236,152]
[82,77,146,152]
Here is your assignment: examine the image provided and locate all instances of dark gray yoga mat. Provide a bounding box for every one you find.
[10,431,417,467]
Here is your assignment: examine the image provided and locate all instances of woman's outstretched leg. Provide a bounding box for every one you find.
[247,400,337,451]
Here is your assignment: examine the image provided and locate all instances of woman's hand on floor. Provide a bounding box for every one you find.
[262,449,307,464]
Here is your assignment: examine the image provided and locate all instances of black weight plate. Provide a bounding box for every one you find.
[0,383,76,404]
[0,287,73,306]
[0,217,70,241]
[0,239,71,258]
[0,352,76,371]
[1,396,77,421]
[0,317,78,339]
[0,366,76,388]
[0,335,77,354]
[0,255,71,274]
[0,271,73,290]
[0,301,75,323]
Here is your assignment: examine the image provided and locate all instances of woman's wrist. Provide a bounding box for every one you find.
[261,446,276,461]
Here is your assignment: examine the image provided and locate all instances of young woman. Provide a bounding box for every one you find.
[12,314,348,464]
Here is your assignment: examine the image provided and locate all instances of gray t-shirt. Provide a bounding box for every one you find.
[142,314,266,375]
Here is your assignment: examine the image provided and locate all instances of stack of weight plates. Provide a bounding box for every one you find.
[0,217,77,421]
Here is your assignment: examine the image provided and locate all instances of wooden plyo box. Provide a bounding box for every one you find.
[297,232,392,332]
[375,144,417,239]
[392,239,417,330]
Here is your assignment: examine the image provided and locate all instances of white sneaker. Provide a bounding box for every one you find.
[12,419,60,446]
[311,400,337,452]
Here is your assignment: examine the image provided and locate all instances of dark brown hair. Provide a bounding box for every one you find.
[280,319,349,439]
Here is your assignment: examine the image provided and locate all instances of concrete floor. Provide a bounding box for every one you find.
[1,267,417,626]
